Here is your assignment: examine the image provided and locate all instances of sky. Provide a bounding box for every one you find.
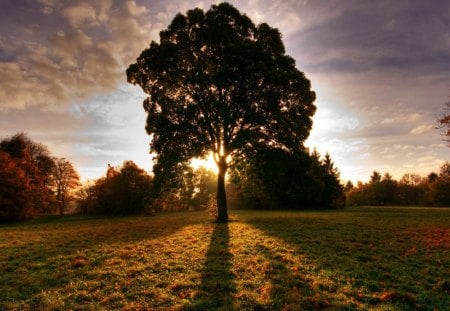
[0,0,449,183]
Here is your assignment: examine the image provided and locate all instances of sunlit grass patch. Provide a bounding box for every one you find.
[0,207,449,310]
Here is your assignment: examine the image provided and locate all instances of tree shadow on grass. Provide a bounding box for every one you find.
[256,243,327,310]
[243,214,445,310]
[186,222,236,310]
[0,213,207,308]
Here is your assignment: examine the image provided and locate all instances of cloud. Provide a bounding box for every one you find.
[0,0,152,110]
[1,0,449,183]
[289,1,450,76]
[63,3,98,28]
[410,125,434,135]
[49,30,93,67]
[230,0,304,35]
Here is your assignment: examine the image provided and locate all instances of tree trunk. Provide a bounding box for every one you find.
[216,157,228,222]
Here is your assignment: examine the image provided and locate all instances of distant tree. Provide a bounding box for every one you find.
[346,183,368,207]
[370,171,382,184]
[192,167,216,210]
[427,172,439,183]
[400,173,423,186]
[0,151,35,222]
[397,173,427,205]
[429,162,450,206]
[75,180,96,215]
[84,161,153,215]
[346,163,450,207]
[127,3,316,221]
[52,158,80,215]
[344,181,354,192]
[430,178,450,206]
[439,161,450,177]
[230,148,343,209]
[437,100,449,146]
[152,167,217,212]
[319,153,345,208]
[0,133,56,216]
[379,173,397,205]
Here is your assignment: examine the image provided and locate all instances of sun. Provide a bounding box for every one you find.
[190,153,219,174]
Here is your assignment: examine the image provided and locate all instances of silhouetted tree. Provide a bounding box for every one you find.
[370,171,382,184]
[428,172,439,183]
[437,100,449,146]
[439,161,450,177]
[82,161,153,215]
[346,163,450,207]
[429,162,450,206]
[52,158,80,215]
[397,173,427,205]
[75,180,95,215]
[379,173,397,205]
[344,181,354,192]
[230,148,343,209]
[127,3,316,221]
[319,153,345,208]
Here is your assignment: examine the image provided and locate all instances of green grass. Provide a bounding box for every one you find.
[1,207,449,310]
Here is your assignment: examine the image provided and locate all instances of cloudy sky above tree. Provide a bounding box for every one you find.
[0,0,448,182]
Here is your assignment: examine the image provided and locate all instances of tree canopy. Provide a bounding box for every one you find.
[52,158,80,215]
[127,3,316,221]
[77,161,153,216]
[0,133,80,221]
[346,162,450,207]
[230,148,344,209]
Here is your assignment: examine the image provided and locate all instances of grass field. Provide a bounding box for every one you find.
[1,207,449,310]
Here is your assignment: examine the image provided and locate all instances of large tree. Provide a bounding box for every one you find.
[127,3,316,221]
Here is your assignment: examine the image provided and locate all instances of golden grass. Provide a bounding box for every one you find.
[0,207,449,310]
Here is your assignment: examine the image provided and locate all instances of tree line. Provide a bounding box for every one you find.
[1,131,447,223]
[346,162,450,207]
[3,3,448,222]
[76,162,217,216]
[0,133,80,222]
[76,147,344,217]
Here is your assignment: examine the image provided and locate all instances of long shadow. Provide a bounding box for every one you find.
[243,212,449,310]
[187,222,236,310]
[256,242,331,310]
[0,212,206,307]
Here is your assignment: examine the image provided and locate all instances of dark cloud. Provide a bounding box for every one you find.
[291,0,450,75]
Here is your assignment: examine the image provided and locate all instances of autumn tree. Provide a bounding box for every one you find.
[52,158,80,215]
[0,151,35,222]
[75,180,96,215]
[127,3,316,221]
[0,133,56,215]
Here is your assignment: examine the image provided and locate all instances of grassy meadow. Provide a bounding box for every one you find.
[0,207,449,310]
